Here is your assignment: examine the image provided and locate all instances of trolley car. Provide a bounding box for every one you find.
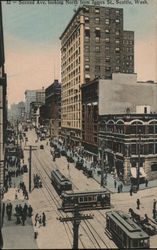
[51,169,72,194]
[61,189,111,212]
[106,210,150,249]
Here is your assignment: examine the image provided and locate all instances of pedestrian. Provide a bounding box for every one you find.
[144,214,149,223]
[153,199,156,210]
[136,198,140,210]
[67,163,69,170]
[39,216,42,226]
[23,203,28,216]
[42,212,46,226]
[118,185,120,193]
[120,183,123,192]
[114,180,117,189]
[153,209,156,220]
[145,179,148,187]
[28,205,33,217]
[130,187,133,196]
[35,213,39,226]
[21,213,26,226]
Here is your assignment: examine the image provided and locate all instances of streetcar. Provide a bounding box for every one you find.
[51,169,72,194]
[106,210,150,249]
[61,189,111,212]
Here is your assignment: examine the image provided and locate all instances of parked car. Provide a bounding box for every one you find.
[67,155,74,163]
[61,150,67,156]
[75,160,83,170]
[55,149,60,158]
[40,145,44,149]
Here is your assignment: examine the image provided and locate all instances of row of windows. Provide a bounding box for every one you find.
[84,45,121,53]
[84,16,120,24]
[84,6,120,15]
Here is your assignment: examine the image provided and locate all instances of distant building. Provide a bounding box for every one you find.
[25,88,45,119]
[8,102,25,122]
[60,5,134,146]
[81,73,157,183]
[40,80,61,138]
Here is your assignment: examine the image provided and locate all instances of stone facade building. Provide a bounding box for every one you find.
[60,5,134,146]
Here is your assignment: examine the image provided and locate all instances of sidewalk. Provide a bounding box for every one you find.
[2,177,38,249]
[93,171,157,193]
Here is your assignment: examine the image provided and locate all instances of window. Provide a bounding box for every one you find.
[116,40,120,44]
[85,45,90,52]
[95,7,100,13]
[95,37,100,43]
[105,18,109,24]
[95,46,100,52]
[85,17,89,23]
[85,57,90,62]
[85,65,90,71]
[151,164,157,171]
[116,66,120,71]
[116,30,120,35]
[95,65,100,71]
[95,28,100,37]
[105,29,110,34]
[84,7,89,13]
[115,47,120,52]
[116,19,120,23]
[95,17,100,24]
[85,29,90,38]
[105,67,111,71]
[105,37,110,43]
[105,56,110,62]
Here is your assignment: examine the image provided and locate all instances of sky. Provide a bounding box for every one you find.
[1,0,157,106]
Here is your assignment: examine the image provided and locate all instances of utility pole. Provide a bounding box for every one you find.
[137,130,141,191]
[29,145,32,192]
[57,205,93,249]
[24,145,37,193]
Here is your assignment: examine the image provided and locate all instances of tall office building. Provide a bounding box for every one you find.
[60,5,134,146]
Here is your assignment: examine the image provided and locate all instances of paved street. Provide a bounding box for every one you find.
[7,128,155,249]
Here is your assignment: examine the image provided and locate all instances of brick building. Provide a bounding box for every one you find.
[82,73,157,183]
[60,5,134,145]
[40,80,61,138]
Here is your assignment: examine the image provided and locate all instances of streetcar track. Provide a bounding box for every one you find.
[27,133,116,248]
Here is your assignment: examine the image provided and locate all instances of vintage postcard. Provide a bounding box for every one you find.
[0,0,157,249]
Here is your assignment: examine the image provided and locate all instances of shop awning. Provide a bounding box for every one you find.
[130,167,146,179]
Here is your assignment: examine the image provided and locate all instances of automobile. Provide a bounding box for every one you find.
[25,137,28,141]
[61,150,67,156]
[23,164,28,173]
[40,145,44,149]
[55,150,61,158]
[67,156,74,163]
[75,160,83,170]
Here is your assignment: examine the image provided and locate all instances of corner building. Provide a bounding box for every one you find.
[60,5,134,146]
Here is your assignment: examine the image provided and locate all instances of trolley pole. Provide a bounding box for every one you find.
[137,130,141,191]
